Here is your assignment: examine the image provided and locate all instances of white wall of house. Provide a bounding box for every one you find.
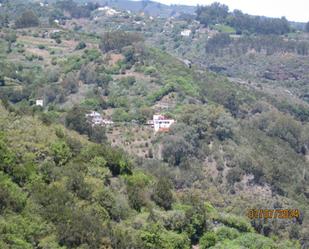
[181,29,191,37]
[36,99,43,107]
[153,115,175,132]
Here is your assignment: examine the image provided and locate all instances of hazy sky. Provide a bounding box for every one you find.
[153,0,309,22]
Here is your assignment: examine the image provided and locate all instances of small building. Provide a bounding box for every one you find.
[36,99,44,107]
[181,29,191,37]
[86,111,102,125]
[153,114,175,132]
[182,59,192,68]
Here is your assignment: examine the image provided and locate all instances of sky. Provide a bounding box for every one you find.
[153,0,309,22]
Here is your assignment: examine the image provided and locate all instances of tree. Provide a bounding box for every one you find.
[152,177,173,210]
[61,72,79,94]
[57,208,106,248]
[214,113,236,140]
[126,172,150,212]
[50,141,72,166]
[99,31,143,53]
[162,135,193,166]
[15,10,39,28]
[97,188,116,218]
[65,169,91,200]
[205,33,231,54]
[65,106,90,135]
[196,2,229,26]
[79,63,98,85]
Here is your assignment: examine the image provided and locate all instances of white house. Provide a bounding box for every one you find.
[181,29,191,37]
[153,114,175,132]
[36,99,44,107]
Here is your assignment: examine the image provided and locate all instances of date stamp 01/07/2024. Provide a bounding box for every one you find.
[246,209,300,219]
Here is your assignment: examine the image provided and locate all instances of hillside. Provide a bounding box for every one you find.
[0,98,302,249]
[0,0,309,248]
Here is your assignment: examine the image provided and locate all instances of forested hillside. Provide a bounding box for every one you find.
[0,0,308,248]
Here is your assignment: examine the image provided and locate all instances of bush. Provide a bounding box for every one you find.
[50,141,72,166]
[216,214,253,233]
[215,226,240,241]
[0,173,27,213]
[161,231,190,249]
[4,33,17,43]
[199,232,217,249]
[119,76,136,87]
[75,41,86,50]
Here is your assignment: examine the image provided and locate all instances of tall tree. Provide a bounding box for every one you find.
[15,10,39,28]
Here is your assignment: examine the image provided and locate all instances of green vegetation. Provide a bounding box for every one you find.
[197,2,291,35]
[99,31,144,52]
[0,1,308,248]
[15,10,39,28]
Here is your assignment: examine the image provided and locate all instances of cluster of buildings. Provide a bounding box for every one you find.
[86,111,175,132]
[86,111,114,126]
[97,6,121,17]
